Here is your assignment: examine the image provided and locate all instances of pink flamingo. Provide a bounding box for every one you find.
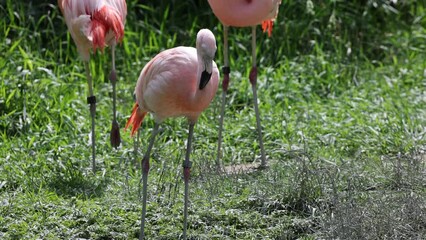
[125,29,219,239]
[58,0,127,172]
[207,0,281,169]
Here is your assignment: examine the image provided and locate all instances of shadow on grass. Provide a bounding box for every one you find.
[47,160,110,199]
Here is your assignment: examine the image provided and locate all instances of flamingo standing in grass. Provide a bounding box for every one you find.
[207,0,281,169]
[125,29,219,239]
[58,0,127,172]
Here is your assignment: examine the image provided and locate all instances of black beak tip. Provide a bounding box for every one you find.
[199,70,212,90]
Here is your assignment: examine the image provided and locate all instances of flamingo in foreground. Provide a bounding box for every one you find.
[125,29,219,239]
[207,0,281,169]
[58,0,127,172]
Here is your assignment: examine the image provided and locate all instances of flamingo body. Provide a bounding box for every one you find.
[138,47,219,122]
[58,0,127,61]
[127,34,219,134]
[207,0,280,34]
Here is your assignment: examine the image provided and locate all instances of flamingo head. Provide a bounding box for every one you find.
[196,29,217,90]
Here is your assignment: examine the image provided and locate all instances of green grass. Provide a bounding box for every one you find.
[1,0,426,239]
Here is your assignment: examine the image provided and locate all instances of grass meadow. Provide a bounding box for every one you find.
[1,0,426,239]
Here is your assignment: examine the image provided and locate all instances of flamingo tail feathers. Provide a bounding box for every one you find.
[261,20,274,37]
[91,5,125,51]
[125,103,147,137]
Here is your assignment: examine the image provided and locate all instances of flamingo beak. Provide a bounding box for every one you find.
[199,58,213,90]
[199,70,212,90]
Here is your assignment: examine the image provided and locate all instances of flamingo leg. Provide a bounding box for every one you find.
[139,122,160,240]
[109,44,121,148]
[134,128,141,168]
[216,25,230,171]
[84,61,96,173]
[183,122,195,240]
[249,26,267,168]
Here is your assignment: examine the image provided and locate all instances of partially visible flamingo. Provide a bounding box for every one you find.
[125,29,219,239]
[207,0,281,169]
[58,0,127,172]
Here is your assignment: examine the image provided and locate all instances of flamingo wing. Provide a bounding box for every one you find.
[106,0,127,23]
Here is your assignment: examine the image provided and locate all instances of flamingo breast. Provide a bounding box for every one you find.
[135,47,219,122]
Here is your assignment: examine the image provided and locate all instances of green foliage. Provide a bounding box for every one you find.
[1,0,426,239]
[280,0,426,58]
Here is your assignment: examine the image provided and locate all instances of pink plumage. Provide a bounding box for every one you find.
[207,0,281,36]
[58,0,127,60]
[126,30,220,135]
